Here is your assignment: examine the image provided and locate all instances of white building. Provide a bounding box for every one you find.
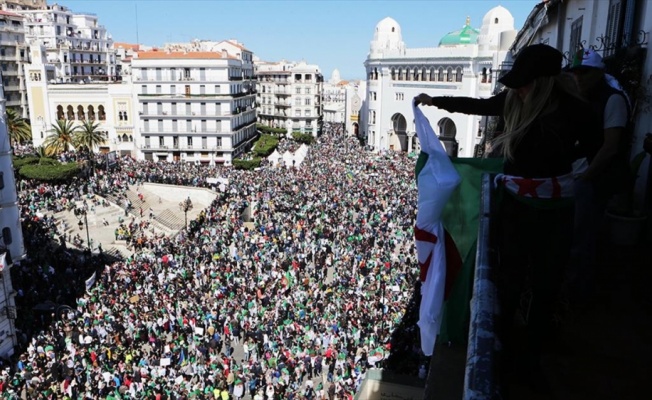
[25,45,135,153]
[255,60,323,136]
[21,3,116,84]
[0,78,26,358]
[0,10,28,117]
[322,69,346,124]
[130,48,257,164]
[363,7,517,156]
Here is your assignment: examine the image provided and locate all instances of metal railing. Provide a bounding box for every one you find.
[463,173,501,400]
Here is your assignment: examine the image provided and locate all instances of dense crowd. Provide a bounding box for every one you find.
[3,128,423,399]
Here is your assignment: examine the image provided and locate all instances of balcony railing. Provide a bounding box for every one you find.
[463,173,500,399]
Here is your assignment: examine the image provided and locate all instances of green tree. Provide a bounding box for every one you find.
[43,120,78,156]
[74,120,107,152]
[5,108,31,146]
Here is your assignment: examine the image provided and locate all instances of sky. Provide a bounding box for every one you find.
[61,0,537,80]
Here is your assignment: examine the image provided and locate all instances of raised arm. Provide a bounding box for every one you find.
[414,90,507,117]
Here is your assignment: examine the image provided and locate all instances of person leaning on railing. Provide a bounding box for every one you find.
[415,44,601,394]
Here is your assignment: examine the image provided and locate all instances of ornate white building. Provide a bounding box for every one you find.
[362,6,517,156]
[255,60,323,136]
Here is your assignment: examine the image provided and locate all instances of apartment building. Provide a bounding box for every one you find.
[256,59,323,136]
[0,10,28,116]
[21,3,116,84]
[131,49,257,165]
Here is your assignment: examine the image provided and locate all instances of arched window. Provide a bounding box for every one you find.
[374,68,378,80]
[56,105,64,120]
[488,68,493,83]
[122,133,128,142]
[421,68,427,81]
[429,68,436,81]
[98,105,106,120]
[446,67,453,82]
[438,67,444,82]
[481,67,487,83]
[391,68,396,80]
[77,105,85,120]
[88,105,95,121]
[455,67,463,82]
[67,105,74,120]
[494,18,499,24]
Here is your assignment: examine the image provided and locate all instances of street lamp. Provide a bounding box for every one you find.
[74,207,91,250]
[179,197,193,229]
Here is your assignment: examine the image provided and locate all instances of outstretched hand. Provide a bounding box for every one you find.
[413,93,433,107]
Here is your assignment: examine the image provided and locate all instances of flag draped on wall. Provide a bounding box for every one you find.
[439,157,503,344]
[413,104,461,356]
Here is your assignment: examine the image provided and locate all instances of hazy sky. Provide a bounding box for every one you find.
[62,0,537,80]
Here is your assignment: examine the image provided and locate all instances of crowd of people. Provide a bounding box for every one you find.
[3,127,424,399]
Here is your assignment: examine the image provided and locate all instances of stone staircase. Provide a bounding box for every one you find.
[154,209,185,231]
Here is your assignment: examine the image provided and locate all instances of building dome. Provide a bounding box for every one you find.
[481,5,514,29]
[478,6,515,49]
[374,17,402,41]
[439,17,480,47]
[370,17,405,54]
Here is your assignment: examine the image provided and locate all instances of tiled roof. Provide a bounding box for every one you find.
[136,51,235,60]
[219,40,249,52]
[114,42,140,51]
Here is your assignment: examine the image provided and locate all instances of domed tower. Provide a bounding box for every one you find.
[478,6,516,50]
[370,17,405,57]
[329,68,342,85]
[439,16,480,47]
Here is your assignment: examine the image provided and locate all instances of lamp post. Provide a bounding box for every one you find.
[75,207,91,250]
[179,197,193,229]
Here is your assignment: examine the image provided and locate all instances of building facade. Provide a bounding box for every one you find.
[255,60,323,136]
[322,69,346,124]
[21,3,116,84]
[362,6,517,156]
[130,49,256,164]
[0,10,28,117]
[0,78,26,358]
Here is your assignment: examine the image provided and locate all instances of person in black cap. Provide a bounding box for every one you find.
[415,43,601,394]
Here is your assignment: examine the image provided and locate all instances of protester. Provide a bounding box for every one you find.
[415,44,601,393]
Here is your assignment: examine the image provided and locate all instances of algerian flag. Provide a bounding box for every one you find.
[413,103,461,356]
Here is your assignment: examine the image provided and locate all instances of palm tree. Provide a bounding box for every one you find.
[73,120,107,152]
[5,108,31,146]
[74,120,107,176]
[43,120,78,156]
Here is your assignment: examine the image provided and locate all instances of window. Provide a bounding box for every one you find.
[305,109,311,117]
[604,0,631,57]
[304,87,311,94]
[188,136,193,146]
[171,85,176,94]
[200,85,206,95]
[295,98,301,106]
[215,85,221,94]
[569,16,583,53]
[141,85,147,94]
[296,87,301,94]
[304,98,311,106]
[295,110,301,117]
[184,68,190,79]
[455,67,463,82]
[159,136,164,146]
[395,93,404,101]
[185,85,190,97]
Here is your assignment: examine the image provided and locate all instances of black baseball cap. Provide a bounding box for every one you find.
[498,44,563,89]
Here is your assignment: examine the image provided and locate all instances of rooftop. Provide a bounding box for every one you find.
[135,51,236,60]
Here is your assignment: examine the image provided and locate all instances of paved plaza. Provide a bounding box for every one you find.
[52,183,216,258]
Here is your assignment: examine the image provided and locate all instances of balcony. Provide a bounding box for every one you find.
[423,173,652,399]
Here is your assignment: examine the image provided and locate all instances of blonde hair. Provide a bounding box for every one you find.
[493,73,582,160]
